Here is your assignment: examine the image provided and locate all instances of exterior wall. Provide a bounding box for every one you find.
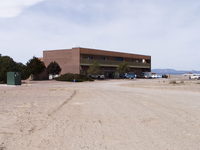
[79,47,151,75]
[43,47,151,76]
[79,47,151,59]
[43,48,80,74]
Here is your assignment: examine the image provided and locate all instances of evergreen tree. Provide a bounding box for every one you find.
[47,61,62,75]
[26,57,46,79]
[0,56,17,83]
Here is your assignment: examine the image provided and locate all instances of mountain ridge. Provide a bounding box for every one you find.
[152,69,200,74]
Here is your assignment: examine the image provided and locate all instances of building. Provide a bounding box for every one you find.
[43,47,151,78]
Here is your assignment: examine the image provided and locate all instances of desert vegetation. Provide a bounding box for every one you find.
[0,54,46,83]
[55,73,93,82]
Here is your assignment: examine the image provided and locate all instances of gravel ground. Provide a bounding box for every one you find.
[0,78,200,150]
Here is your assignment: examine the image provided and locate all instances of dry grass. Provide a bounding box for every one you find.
[169,80,184,84]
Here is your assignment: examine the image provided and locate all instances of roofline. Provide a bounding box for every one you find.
[43,47,151,59]
[76,47,151,58]
[43,48,72,52]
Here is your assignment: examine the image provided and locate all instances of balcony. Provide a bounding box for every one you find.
[80,59,151,68]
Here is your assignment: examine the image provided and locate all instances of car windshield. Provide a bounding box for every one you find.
[127,73,135,75]
[144,72,151,75]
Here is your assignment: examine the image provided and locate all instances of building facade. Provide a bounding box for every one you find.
[43,47,151,78]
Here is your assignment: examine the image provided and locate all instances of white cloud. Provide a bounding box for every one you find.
[0,0,200,70]
[0,0,45,18]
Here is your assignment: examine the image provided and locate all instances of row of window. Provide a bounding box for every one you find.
[81,55,150,63]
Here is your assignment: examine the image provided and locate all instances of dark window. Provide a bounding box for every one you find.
[88,56,93,60]
[81,55,88,59]
[132,59,136,62]
[102,57,107,60]
[115,57,124,61]
[146,59,151,64]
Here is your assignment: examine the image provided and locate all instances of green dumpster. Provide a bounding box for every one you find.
[7,72,21,85]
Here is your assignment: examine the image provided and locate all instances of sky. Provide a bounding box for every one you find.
[0,0,200,70]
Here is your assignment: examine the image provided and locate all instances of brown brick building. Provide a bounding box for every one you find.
[43,47,151,78]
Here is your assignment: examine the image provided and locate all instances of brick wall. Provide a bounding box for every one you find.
[43,48,80,74]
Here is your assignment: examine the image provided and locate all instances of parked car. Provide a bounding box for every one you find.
[189,74,200,80]
[139,72,162,79]
[151,73,162,79]
[162,74,169,78]
[124,73,137,79]
[151,73,157,78]
[137,72,146,78]
[141,72,152,79]
[89,74,105,79]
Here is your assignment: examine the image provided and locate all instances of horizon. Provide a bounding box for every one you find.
[1,52,200,71]
[0,0,200,70]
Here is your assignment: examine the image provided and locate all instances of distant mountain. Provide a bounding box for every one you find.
[152,69,200,75]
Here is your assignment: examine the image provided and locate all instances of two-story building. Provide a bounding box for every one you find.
[43,47,151,78]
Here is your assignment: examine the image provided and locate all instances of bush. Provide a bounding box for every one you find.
[15,63,30,80]
[26,57,46,76]
[169,80,184,84]
[26,57,46,80]
[0,56,18,83]
[47,61,61,76]
[55,73,93,82]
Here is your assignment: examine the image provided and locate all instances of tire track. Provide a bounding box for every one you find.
[48,90,77,117]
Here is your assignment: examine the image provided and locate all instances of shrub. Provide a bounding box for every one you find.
[55,73,93,82]
[0,56,19,83]
[26,57,46,80]
[169,80,184,84]
[15,63,30,80]
[26,57,46,76]
[47,61,61,76]
[0,54,32,83]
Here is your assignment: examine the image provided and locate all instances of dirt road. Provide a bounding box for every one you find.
[0,79,200,150]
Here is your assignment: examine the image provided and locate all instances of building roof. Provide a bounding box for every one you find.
[78,47,151,59]
[44,47,151,59]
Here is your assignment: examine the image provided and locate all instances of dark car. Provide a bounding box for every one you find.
[138,72,152,79]
[162,74,169,78]
[124,73,137,79]
[89,74,105,79]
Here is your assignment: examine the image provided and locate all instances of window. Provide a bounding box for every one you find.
[115,57,124,61]
[88,56,93,60]
[102,57,107,61]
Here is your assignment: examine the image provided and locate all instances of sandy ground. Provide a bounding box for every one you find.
[0,77,200,150]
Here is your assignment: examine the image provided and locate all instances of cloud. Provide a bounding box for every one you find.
[0,0,45,18]
[0,0,200,70]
